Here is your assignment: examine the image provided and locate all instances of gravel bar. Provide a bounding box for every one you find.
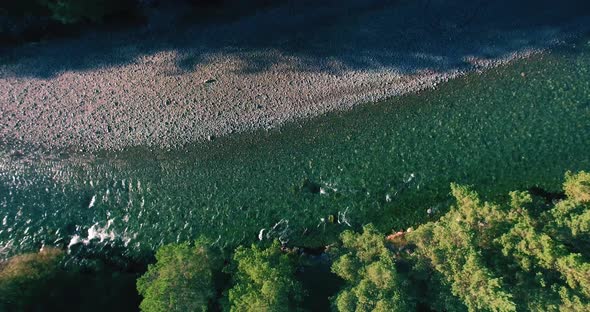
[1,0,589,151]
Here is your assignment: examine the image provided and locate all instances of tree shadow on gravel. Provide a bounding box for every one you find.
[1,0,589,79]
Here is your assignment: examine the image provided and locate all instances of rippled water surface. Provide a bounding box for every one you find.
[1,40,589,258]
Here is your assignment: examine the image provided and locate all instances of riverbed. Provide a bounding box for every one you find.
[1,39,589,258]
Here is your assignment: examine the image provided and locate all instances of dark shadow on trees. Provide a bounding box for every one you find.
[1,0,589,79]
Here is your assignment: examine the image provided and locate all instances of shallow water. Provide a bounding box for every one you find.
[1,39,589,258]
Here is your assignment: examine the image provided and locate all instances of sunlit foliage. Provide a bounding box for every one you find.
[137,237,223,312]
[408,171,590,311]
[226,240,303,312]
[330,224,412,312]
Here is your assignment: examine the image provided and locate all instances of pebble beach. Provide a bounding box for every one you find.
[1,0,589,151]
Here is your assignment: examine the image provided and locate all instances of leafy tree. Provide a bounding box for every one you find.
[0,247,64,311]
[494,182,590,311]
[407,171,590,311]
[226,240,303,312]
[563,171,590,203]
[330,224,412,312]
[136,237,223,312]
[408,184,516,312]
[548,171,590,247]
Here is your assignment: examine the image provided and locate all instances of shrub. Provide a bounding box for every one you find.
[0,247,65,311]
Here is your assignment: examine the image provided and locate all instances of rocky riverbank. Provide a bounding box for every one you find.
[1,0,589,151]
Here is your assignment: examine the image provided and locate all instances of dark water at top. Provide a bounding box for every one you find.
[1,40,589,259]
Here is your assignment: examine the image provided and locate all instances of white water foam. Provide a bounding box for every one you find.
[88,195,96,208]
[67,218,133,250]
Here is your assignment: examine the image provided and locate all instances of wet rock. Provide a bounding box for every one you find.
[300,179,321,194]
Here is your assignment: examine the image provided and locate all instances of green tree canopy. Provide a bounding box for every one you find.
[0,247,64,311]
[133,171,589,311]
[226,240,304,312]
[330,224,412,312]
[136,237,223,312]
[407,171,590,311]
